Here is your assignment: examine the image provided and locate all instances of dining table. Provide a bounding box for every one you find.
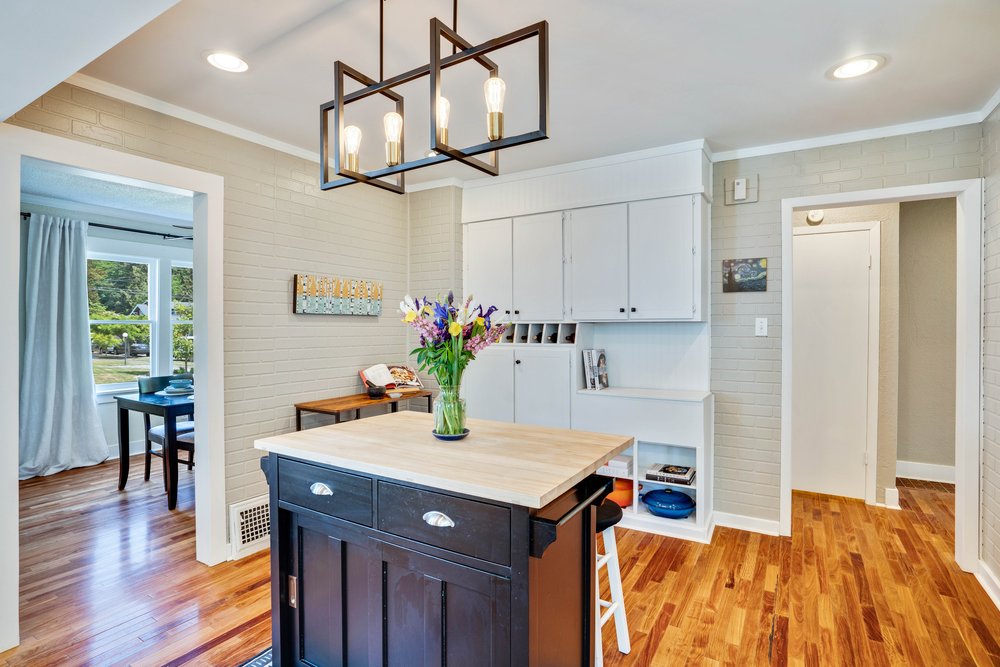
[115,391,195,510]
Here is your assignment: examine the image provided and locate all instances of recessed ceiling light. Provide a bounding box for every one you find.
[829,55,885,80]
[206,51,248,73]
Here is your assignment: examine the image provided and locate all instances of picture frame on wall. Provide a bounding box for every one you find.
[722,258,767,293]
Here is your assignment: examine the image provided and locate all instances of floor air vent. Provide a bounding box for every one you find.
[229,495,270,560]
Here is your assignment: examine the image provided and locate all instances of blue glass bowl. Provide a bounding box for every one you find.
[169,379,193,389]
[432,428,470,441]
[640,488,695,519]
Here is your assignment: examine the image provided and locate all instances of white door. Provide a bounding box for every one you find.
[463,346,514,422]
[568,204,629,321]
[465,219,513,318]
[514,348,571,428]
[628,196,695,320]
[792,224,879,500]
[512,212,564,321]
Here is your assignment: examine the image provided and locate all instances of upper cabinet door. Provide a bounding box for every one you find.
[464,219,513,318]
[512,212,564,321]
[568,204,629,321]
[628,196,696,320]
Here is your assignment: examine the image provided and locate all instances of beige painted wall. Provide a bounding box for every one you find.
[8,82,410,509]
[792,203,900,501]
[713,124,982,520]
[980,101,1000,574]
[898,199,957,467]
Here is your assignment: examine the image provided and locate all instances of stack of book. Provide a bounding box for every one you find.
[597,455,633,479]
[645,463,695,486]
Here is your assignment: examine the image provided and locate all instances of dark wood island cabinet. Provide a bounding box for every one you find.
[255,412,633,667]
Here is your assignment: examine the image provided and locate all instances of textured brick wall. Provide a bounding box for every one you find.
[712,125,983,521]
[982,104,1000,573]
[8,82,410,507]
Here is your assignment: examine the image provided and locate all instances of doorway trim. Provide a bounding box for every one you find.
[0,124,227,650]
[780,179,983,574]
[792,221,881,504]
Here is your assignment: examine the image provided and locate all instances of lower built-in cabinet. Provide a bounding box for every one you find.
[464,345,572,428]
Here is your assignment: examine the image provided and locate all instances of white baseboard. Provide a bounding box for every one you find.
[713,511,780,537]
[977,560,1000,612]
[105,439,147,460]
[896,460,955,483]
[883,487,901,510]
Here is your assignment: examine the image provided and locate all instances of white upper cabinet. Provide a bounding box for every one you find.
[512,212,564,321]
[628,196,696,320]
[464,218,513,318]
[568,204,630,321]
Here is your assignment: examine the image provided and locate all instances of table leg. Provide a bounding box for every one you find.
[355,408,361,421]
[334,412,341,425]
[296,408,302,432]
[391,402,399,413]
[117,406,130,490]
[165,415,179,510]
[427,395,433,414]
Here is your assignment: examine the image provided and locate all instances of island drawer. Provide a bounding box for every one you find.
[278,457,373,526]
[377,482,511,565]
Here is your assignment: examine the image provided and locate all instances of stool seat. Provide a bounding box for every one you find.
[596,500,623,533]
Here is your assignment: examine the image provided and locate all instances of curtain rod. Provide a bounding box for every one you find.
[19,211,192,240]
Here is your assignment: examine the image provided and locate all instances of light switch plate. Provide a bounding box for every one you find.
[755,317,768,337]
[724,174,759,205]
[733,177,748,201]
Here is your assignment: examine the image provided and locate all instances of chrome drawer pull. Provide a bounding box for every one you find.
[422,511,455,528]
[310,482,334,496]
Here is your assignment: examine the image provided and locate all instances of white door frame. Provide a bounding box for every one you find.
[0,124,228,650]
[780,179,983,573]
[792,221,881,504]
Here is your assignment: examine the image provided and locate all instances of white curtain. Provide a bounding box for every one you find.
[19,214,107,479]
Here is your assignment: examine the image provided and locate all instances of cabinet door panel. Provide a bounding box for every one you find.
[465,219,513,318]
[569,204,629,321]
[463,347,514,422]
[514,348,571,428]
[628,196,695,320]
[512,212,564,321]
[377,540,511,667]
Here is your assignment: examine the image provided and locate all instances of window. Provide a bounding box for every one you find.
[87,258,152,387]
[172,264,194,374]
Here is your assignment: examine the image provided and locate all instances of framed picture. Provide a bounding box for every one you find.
[293,274,383,316]
[722,258,767,292]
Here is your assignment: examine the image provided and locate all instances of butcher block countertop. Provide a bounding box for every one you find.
[255,411,633,509]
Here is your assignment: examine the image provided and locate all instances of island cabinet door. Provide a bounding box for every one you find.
[374,540,512,667]
[280,512,379,667]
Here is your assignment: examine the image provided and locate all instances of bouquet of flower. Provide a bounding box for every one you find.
[400,292,507,435]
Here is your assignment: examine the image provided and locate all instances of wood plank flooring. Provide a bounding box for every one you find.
[0,460,997,666]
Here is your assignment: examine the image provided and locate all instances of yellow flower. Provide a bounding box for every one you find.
[448,321,463,336]
[404,310,417,322]
[423,304,433,313]
[476,317,485,327]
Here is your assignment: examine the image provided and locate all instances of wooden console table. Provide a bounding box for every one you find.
[294,390,433,431]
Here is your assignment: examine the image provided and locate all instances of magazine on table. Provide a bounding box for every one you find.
[359,363,424,392]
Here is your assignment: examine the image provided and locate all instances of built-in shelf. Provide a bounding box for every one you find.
[575,387,711,402]
[641,478,697,491]
[501,321,576,345]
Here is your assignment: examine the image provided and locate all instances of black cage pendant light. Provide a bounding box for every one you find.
[319,0,549,194]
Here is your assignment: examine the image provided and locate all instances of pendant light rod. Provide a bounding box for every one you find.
[379,0,385,81]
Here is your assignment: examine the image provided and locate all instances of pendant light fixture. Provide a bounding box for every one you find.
[320,0,549,194]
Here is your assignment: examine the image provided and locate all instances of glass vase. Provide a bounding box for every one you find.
[433,385,467,436]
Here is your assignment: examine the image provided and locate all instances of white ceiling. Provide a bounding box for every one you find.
[0,0,179,121]
[78,0,1000,182]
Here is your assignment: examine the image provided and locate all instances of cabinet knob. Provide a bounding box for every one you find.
[309,482,334,496]
[619,307,625,313]
[515,359,521,365]
[631,307,637,313]
[422,511,456,528]
[505,310,510,315]
[514,310,520,315]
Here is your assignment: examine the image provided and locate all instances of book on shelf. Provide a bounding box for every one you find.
[581,348,609,390]
[645,463,695,484]
[582,349,596,390]
[597,454,633,478]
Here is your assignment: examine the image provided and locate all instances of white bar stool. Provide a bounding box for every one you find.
[595,500,630,666]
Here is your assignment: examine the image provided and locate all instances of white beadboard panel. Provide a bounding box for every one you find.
[462,144,711,222]
[582,322,710,391]
[572,391,709,447]
[982,101,1000,576]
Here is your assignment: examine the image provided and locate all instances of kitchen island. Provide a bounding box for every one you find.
[255,411,633,667]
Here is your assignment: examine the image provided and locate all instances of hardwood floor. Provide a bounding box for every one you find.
[1,461,996,666]
[0,456,270,667]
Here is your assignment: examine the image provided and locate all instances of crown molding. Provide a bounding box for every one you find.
[67,73,321,163]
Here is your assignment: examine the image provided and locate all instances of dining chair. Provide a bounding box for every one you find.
[137,374,195,488]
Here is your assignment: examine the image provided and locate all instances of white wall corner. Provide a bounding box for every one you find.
[713,511,780,537]
[977,561,1000,612]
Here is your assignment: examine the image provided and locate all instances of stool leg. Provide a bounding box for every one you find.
[603,527,631,655]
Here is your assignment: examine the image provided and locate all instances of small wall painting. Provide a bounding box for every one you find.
[293,274,383,316]
[722,258,767,293]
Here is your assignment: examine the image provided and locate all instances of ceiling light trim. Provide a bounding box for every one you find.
[205,51,249,73]
[828,54,886,80]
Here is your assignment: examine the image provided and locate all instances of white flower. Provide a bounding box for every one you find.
[399,295,417,315]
